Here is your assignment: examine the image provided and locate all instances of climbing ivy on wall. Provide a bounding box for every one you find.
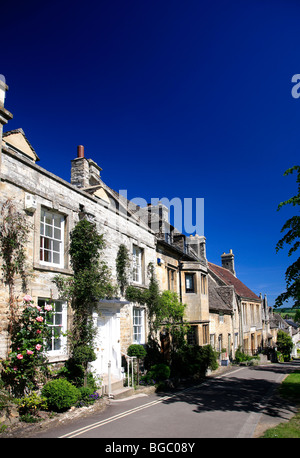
[125,262,188,345]
[116,244,130,296]
[0,199,29,336]
[54,219,115,350]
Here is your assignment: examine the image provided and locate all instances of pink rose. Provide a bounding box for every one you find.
[17,354,23,360]
[36,329,41,334]
[35,344,42,351]
[27,350,33,355]
[44,304,52,311]
[13,367,18,371]
[23,294,33,302]
[36,316,43,322]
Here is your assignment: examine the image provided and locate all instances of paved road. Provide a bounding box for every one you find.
[30,361,299,439]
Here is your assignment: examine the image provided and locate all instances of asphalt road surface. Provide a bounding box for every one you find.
[30,361,299,440]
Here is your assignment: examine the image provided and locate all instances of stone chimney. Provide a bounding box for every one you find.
[146,202,169,234]
[71,145,102,189]
[187,234,207,260]
[221,249,236,276]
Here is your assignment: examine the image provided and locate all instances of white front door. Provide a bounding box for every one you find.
[92,308,121,380]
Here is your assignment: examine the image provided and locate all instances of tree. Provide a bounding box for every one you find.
[127,344,147,386]
[294,308,300,324]
[275,165,300,308]
[116,244,130,296]
[54,219,114,385]
[276,330,293,361]
[125,262,188,347]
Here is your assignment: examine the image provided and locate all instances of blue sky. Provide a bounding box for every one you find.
[2,0,300,307]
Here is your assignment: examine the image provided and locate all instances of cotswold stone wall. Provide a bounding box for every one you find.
[0,147,156,360]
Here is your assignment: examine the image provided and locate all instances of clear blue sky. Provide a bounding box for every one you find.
[2,0,300,307]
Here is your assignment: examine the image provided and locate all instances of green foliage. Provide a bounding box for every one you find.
[69,219,105,272]
[125,262,188,342]
[1,296,52,396]
[76,386,101,407]
[73,345,97,366]
[54,219,114,349]
[17,391,48,417]
[127,344,147,385]
[116,244,130,295]
[171,344,218,377]
[127,344,147,359]
[41,379,80,412]
[0,199,29,332]
[125,285,146,304]
[276,330,293,361]
[262,371,300,438]
[143,338,164,370]
[234,347,253,363]
[147,363,170,382]
[276,165,300,308]
[279,370,300,401]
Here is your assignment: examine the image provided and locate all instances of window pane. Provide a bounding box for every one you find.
[40,209,64,266]
[54,336,61,351]
[54,302,62,312]
[53,215,61,227]
[52,240,60,252]
[43,238,51,250]
[44,249,51,263]
[54,228,61,240]
[53,252,60,264]
[45,225,53,237]
[45,214,52,225]
[54,313,62,325]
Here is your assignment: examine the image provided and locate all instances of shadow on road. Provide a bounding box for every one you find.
[158,361,299,422]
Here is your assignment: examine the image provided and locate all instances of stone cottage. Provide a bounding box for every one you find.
[208,251,265,356]
[0,81,157,389]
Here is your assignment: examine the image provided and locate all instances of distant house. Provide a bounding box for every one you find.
[208,251,267,357]
[284,319,300,358]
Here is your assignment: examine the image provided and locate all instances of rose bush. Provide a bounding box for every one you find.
[1,295,53,396]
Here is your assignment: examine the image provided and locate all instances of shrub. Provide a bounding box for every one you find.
[127,344,147,360]
[77,386,101,407]
[17,391,48,422]
[73,345,96,365]
[42,379,80,412]
[276,330,293,361]
[147,363,170,382]
[171,344,218,377]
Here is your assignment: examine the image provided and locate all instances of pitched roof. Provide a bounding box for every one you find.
[208,262,260,301]
[208,275,233,313]
[3,128,40,162]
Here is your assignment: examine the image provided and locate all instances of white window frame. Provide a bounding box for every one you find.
[40,209,65,268]
[133,307,145,344]
[38,298,67,357]
[132,245,143,284]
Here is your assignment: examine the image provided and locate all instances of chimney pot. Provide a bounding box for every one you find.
[77,145,84,158]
